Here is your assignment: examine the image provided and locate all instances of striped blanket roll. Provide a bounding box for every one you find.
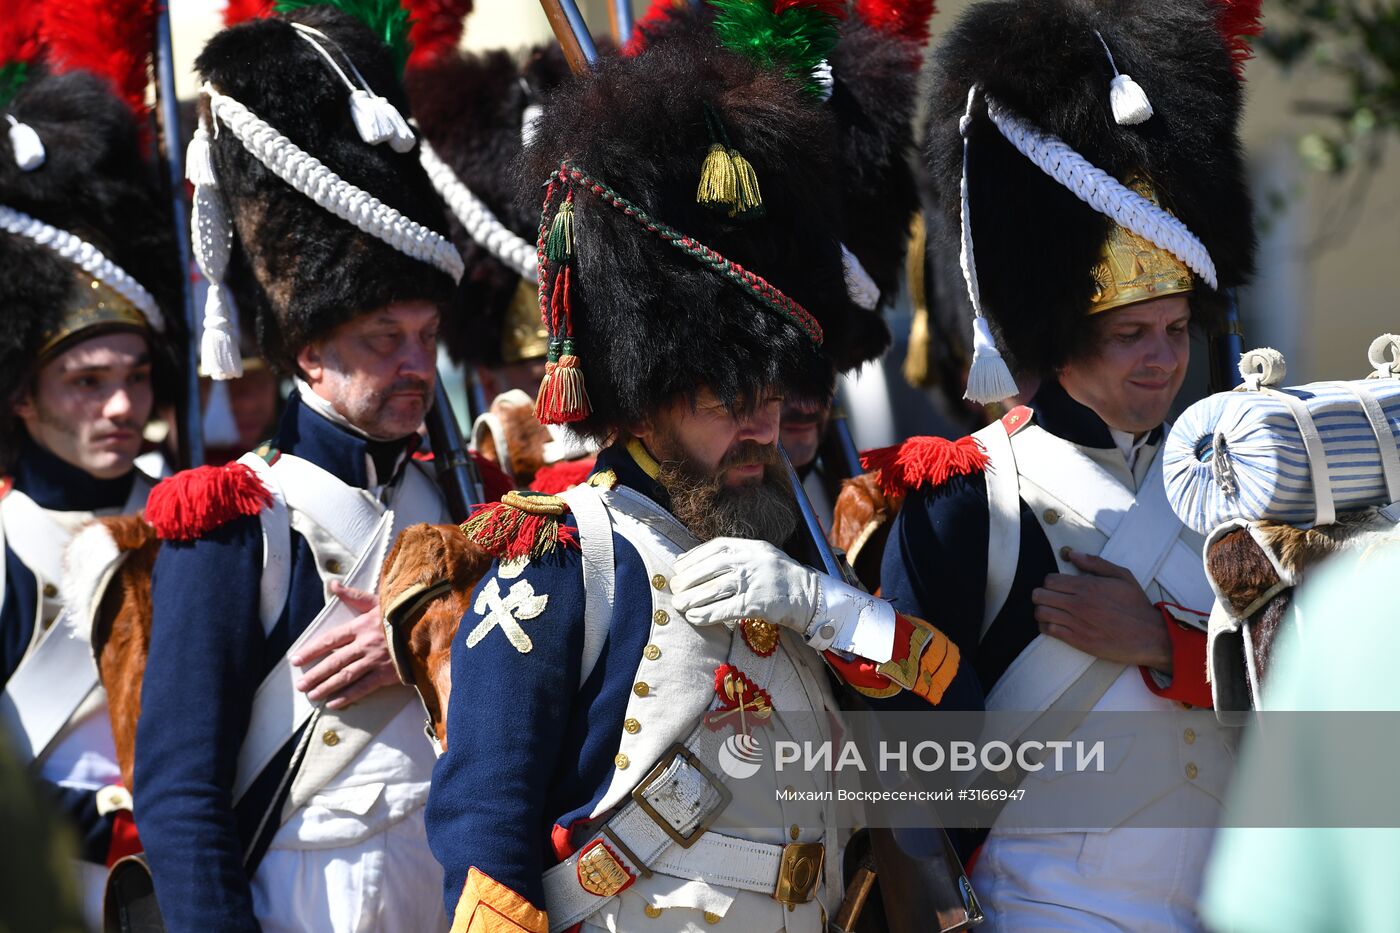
[1164,380,1400,535]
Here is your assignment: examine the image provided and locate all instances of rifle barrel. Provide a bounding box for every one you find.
[540,0,598,74]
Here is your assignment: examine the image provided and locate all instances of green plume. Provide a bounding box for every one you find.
[0,61,30,111]
[274,0,412,77]
[709,0,842,97]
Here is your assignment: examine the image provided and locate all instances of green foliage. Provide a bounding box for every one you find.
[0,61,30,111]
[274,0,412,77]
[709,0,842,96]
[1260,0,1400,174]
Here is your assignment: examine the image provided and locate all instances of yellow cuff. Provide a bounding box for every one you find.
[451,868,549,933]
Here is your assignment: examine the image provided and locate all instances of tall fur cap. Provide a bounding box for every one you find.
[406,43,572,367]
[195,6,455,373]
[0,67,183,436]
[522,39,853,440]
[926,0,1256,377]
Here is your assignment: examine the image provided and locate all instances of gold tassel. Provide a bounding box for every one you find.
[697,142,738,211]
[729,148,763,218]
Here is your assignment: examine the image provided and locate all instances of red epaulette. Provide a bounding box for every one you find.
[460,490,579,562]
[528,458,596,495]
[144,461,273,541]
[859,406,1034,498]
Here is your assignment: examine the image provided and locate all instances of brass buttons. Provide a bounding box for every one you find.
[653,609,669,626]
[624,718,641,734]
[789,824,800,841]
[1185,762,1199,780]
[42,583,58,598]
[1183,728,1196,745]
[1043,509,1061,525]
[643,644,661,661]
[643,905,662,918]
[704,911,721,925]
[651,574,667,590]
[326,558,343,575]
[322,730,340,747]
[615,753,630,770]
[1060,546,1073,561]
[633,682,650,698]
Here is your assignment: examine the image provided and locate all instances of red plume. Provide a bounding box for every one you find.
[403,0,473,69]
[223,0,276,27]
[1211,0,1263,80]
[855,0,936,47]
[0,1,44,71]
[40,0,160,118]
[625,0,688,56]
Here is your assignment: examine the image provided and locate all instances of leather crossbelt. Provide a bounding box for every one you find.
[541,732,825,932]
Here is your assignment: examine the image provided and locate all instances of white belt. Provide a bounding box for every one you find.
[542,727,823,932]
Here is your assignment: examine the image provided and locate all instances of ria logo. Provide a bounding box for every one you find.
[717,732,765,780]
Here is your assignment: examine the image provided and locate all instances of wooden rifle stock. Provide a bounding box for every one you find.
[539,0,598,74]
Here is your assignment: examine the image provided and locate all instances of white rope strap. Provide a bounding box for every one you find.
[419,139,537,282]
[984,97,1217,290]
[0,203,164,330]
[204,83,463,283]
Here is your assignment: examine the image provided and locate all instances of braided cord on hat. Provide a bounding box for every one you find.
[420,138,537,282]
[203,83,464,283]
[984,97,1217,289]
[545,161,823,346]
[0,203,165,330]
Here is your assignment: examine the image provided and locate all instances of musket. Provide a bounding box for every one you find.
[425,374,485,523]
[153,1,204,468]
[827,386,864,480]
[607,0,634,47]
[1208,287,1245,392]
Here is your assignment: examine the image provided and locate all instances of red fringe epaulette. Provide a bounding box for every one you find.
[144,462,272,541]
[860,435,989,499]
[461,491,579,562]
[528,458,596,496]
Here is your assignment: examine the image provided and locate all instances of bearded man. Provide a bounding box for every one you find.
[0,31,182,923]
[424,18,981,933]
[130,7,495,932]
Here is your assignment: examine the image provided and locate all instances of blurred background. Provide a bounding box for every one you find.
[170,0,1400,442]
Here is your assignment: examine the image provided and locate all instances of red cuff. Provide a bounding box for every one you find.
[1139,603,1212,708]
[106,809,142,868]
[824,614,918,699]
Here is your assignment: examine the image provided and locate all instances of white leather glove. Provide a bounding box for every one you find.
[671,538,897,663]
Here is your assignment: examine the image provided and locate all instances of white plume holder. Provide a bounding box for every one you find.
[6,114,45,171]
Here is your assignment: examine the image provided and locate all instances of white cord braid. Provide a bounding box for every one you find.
[203,83,464,284]
[0,203,164,330]
[419,139,538,282]
[984,97,1217,289]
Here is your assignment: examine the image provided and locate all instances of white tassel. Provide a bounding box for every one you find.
[963,316,1018,405]
[520,103,544,148]
[1094,31,1153,127]
[378,98,417,153]
[6,115,44,171]
[349,89,394,146]
[201,376,241,447]
[841,242,881,311]
[1109,73,1153,126]
[200,284,244,380]
[185,125,217,187]
[811,60,834,103]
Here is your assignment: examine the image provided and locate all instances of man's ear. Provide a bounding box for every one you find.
[627,415,655,447]
[296,340,326,386]
[11,383,36,423]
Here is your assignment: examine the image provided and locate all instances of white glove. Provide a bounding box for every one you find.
[671,538,896,663]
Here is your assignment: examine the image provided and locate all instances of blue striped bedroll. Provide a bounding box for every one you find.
[1164,380,1400,534]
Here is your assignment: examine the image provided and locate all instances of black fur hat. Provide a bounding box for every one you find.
[926,0,1256,381]
[406,43,573,368]
[194,5,458,375]
[0,67,183,452]
[522,38,855,441]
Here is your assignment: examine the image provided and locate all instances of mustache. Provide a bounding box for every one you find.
[719,440,780,470]
[385,377,431,398]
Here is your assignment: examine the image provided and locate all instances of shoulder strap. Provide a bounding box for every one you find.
[560,483,614,687]
[236,453,291,636]
[977,412,1023,637]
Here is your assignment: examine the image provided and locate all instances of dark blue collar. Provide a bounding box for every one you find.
[273,391,417,489]
[591,441,671,509]
[1029,379,1163,449]
[10,437,136,511]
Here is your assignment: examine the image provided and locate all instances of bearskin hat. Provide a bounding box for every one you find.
[193,4,459,376]
[407,42,573,367]
[522,33,858,441]
[926,0,1257,383]
[0,61,183,457]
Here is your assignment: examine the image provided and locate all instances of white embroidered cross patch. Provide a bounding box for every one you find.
[467,577,548,654]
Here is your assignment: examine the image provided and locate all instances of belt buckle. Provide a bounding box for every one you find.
[774,842,824,907]
[630,742,733,849]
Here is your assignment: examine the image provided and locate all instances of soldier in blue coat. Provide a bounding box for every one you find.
[131,6,484,932]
